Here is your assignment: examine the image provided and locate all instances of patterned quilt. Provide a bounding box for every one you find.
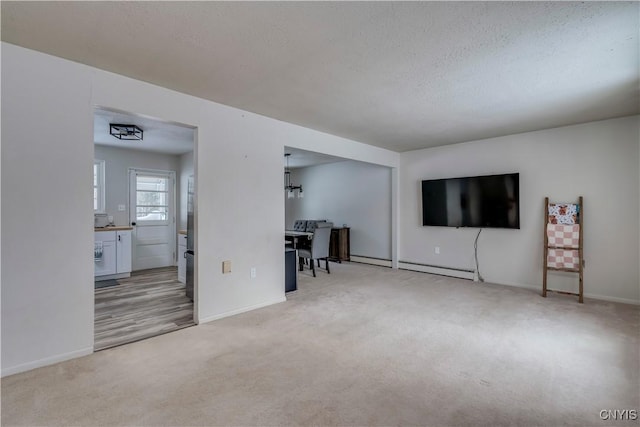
[548,203,579,225]
[546,223,580,269]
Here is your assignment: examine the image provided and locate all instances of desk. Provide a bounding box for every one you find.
[285,230,313,249]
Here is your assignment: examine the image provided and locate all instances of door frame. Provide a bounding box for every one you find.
[91,105,200,346]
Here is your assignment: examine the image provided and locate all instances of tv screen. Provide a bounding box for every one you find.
[421,173,520,229]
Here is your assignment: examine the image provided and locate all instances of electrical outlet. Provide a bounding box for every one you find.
[222,260,231,274]
[118,204,126,211]
[250,267,256,279]
[435,246,440,255]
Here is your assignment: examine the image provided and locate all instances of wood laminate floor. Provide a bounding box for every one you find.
[94,266,194,351]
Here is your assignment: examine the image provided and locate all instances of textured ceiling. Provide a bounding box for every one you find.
[2,2,638,152]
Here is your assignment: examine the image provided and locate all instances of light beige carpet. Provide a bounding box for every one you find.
[2,263,639,426]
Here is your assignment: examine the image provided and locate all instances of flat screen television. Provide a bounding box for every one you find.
[421,173,520,229]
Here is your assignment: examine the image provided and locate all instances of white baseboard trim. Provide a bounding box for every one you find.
[1,346,94,378]
[198,296,288,324]
[583,293,640,305]
[95,272,130,281]
[471,280,640,306]
[398,261,475,280]
[350,256,392,268]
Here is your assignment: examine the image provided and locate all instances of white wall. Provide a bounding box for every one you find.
[399,116,640,304]
[285,160,392,260]
[94,145,181,227]
[0,43,399,376]
[1,45,96,373]
[178,152,194,230]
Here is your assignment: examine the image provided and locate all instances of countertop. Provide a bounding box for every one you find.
[95,226,133,231]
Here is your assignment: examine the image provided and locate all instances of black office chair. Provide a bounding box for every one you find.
[298,222,332,277]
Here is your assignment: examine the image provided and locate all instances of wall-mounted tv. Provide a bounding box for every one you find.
[421,173,520,229]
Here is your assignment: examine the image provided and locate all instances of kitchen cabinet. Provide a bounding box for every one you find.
[178,233,187,284]
[95,229,132,280]
[94,232,117,277]
[116,230,132,274]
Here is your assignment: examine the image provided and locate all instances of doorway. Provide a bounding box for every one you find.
[93,107,197,350]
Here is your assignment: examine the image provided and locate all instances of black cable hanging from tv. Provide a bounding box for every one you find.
[474,229,485,282]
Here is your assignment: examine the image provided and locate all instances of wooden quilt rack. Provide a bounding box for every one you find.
[542,196,584,303]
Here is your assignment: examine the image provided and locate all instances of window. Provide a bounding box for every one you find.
[135,173,170,224]
[94,160,105,212]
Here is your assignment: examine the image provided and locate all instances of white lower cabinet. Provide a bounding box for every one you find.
[116,231,132,274]
[178,233,187,284]
[95,229,132,280]
[94,233,117,276]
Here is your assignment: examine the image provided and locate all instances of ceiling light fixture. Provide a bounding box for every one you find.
[110,124,143,140]
[284,153,304,199]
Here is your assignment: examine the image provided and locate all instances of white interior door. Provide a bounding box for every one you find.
[129,169,176,271]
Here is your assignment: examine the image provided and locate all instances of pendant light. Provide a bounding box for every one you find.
[284,153,304,198]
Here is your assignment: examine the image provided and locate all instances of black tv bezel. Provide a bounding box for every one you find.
[421,172,520,229]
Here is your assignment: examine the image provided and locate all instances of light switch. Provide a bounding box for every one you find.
[118,204,126,211]
[222,260,232,274]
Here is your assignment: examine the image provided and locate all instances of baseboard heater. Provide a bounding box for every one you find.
[398,260,475,280]
[350,255,393,268]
